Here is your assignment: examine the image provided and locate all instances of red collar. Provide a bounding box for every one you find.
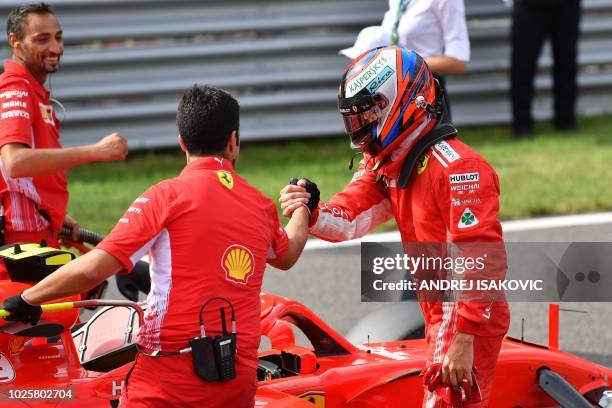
[2,60,50,98]
[180,156,234,175]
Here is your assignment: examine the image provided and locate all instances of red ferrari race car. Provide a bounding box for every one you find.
[0,239,610,407]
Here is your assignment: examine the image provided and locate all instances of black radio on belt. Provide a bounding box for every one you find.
[190,297,237,382]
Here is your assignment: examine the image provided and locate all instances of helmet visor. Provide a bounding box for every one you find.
[339,93,387,156]
[341,107,380,136]
[349,124,382,156]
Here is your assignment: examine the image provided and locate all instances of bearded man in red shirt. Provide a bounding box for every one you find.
[0,3,128,279]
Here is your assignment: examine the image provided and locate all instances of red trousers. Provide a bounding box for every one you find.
[422,334,504,408]
[119,352,257,408]
[422,302,506,408]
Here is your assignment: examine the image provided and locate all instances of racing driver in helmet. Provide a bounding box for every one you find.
[280,47,510,407]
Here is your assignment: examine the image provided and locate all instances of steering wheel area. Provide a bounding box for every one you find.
[257,294,354,382]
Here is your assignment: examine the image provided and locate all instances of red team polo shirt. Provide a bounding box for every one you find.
[0,60,68,234]
[98,156,288,369]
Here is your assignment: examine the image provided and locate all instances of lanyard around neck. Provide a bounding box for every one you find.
[391,0,411,46]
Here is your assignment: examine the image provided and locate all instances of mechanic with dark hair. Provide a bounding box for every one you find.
[280,47,510,407]
[0,2,128,279]
[3,85,312,407]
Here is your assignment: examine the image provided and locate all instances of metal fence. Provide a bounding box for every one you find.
[1,0,611,148]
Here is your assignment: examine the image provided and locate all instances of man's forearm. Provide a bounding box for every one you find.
[1,144,100,178]
[22,249,123,305]
[424,56,467,74]
[270,207,309,270]
[285,206,310,256]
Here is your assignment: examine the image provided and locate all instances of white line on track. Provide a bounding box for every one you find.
[304,211,612,251]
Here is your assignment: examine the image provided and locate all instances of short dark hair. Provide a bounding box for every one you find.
[176,85,240,156]
[6,2,55,41]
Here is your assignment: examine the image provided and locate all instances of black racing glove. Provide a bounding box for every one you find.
[3,293,42,325]
[289,177,320,213]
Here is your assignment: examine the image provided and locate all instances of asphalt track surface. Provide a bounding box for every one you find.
[104,214,612,368]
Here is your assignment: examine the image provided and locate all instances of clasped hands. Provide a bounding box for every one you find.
[279,178,320,218]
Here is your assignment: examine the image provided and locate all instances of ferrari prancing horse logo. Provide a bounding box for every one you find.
[39,102,55,126]
[417,154,429,175]
[216,171,234,189]
[298,391,325,407]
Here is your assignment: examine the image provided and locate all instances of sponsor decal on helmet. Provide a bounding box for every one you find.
[365,66,395,94]
[449,172,479,184]
[417,154,429,175]
[458,208,479,228]
[222,244,255,284]
[434,141,460,163]
[216,171,234,190]
[346,54,389,97]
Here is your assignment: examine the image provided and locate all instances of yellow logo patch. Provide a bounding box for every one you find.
[417,153,429,175]
[38,102,55,125]
[222,245,254,284]
[299,392,325,407]
[216,171,234,189]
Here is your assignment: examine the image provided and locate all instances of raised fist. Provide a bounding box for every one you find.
[96,133,128,161]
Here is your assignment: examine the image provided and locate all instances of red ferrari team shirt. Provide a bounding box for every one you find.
[98,157,289,369]
[0,60,68,233]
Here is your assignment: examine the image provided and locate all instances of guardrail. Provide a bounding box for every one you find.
[0,0,610,148]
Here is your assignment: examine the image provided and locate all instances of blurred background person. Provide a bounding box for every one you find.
[510,0,582,138]
[339,0,470,120]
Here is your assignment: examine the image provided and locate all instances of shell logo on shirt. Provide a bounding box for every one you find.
[222,244,254,284]
[216,171,234,190]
